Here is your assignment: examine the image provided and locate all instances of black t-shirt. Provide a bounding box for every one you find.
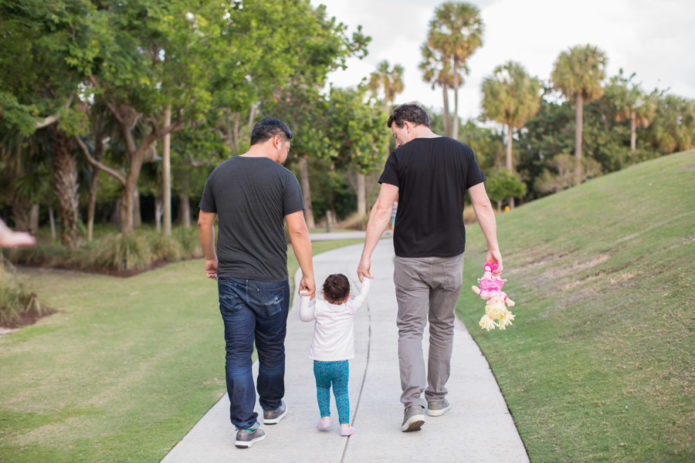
[378,137,485,258]
[198,156,304,281]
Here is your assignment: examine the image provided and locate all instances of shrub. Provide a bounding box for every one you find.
[173,226,203,259]
[90,233,153,272]
[146,231,183,262]
[0,261,52,327]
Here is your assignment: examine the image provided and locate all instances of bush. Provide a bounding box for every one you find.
[173,226,203,259]
[146,231,183,262]
[0,261,52,327]
[5,226,202,275]
[90,233,153,272]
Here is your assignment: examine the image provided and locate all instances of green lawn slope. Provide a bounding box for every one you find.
[457,150,695,462]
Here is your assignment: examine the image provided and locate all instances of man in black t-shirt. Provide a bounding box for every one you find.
[357,104,504,433]
[198,118,315,448]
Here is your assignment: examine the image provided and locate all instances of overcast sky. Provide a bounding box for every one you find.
[311,0,695,121]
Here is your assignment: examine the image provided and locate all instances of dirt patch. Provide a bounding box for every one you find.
[0,306,56,331]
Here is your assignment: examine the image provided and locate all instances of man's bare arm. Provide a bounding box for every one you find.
[357,183,399,281]
[468,182,503,274]
[286,210,315,298]
[197,211,218,279]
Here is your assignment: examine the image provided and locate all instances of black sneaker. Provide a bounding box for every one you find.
[401,405,426,432]
[234,427,266,449]
[263,399,287,425]
[427,398,451,417]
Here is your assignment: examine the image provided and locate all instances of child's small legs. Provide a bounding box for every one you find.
[331,362,350,424]
[313,362,333,418]
[314,360,353,433]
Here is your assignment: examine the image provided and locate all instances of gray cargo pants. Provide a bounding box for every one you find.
[394,253,464,408]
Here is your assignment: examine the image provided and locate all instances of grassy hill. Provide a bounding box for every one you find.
[457,150,695,462]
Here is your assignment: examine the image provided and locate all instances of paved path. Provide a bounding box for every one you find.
[309,231,367,241]
[162,241,528,463]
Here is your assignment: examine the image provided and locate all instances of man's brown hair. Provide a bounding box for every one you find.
[387,103,430,128]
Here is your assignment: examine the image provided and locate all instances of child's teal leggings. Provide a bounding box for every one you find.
[313,360,350,424]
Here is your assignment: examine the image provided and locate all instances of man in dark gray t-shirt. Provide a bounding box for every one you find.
[198,117,315,449]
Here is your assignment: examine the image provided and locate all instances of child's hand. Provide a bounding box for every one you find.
[299,290,312,297]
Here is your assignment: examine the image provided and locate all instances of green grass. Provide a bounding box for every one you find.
[457,150,695,462]
[0,238,363,463]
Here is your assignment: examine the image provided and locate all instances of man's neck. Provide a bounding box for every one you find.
[410,125,439,140]
[240,144,278,162]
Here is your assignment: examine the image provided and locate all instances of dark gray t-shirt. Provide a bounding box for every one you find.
[198,156,304,281]
[379,137,485,258]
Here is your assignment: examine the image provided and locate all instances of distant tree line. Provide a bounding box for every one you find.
[1,0,693,250]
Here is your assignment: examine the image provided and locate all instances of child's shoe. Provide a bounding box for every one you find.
[316,417,331,431]
[339,425,354,436]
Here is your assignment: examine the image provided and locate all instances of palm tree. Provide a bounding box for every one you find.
[551,44,607,184]
[420,2,483,139]
[367,60,404,107]
[611,82,656,153]
[364,60,405,215]
[481,61,542,207]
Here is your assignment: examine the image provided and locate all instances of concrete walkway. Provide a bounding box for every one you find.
[162,240,528,463]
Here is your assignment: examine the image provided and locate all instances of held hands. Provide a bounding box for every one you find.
[357,256,372,282]
[299,274,316,299]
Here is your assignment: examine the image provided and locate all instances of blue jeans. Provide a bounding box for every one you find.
[218,276,289,430]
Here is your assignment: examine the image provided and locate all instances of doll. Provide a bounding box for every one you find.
[472,263,516,331]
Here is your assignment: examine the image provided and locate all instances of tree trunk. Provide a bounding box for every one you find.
[86,136,104,242]
[133,189,141,228]
[179,194,191,228]
[52,129,80,247]
[155,196,163,232]
[357,173,366,216]
[11,198,32,232]
[506,125,515,209]
[442,84,451,137]
[120,152,147,235]
[162,106,172,236]
[452,72,460,140]
[29,204,39,234]
[630,110,637,152]
[575,94,584,185]
[298,156,315,229]
[87,170,99,242]
[48,203,56,239]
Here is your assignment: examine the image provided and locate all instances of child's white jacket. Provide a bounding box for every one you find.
[298,279,370,361]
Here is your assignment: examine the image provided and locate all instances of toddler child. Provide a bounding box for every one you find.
[299,273,370,436]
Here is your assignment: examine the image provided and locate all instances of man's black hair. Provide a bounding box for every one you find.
[323,273,350,304]
[386,103,430,128]
[250,117,293,146]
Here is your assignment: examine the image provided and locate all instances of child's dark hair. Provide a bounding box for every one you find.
[323,274,350,304]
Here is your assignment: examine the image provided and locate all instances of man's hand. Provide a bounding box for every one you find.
[204,258,218,280]
[486,249,503,275]
[299,274,315,299]
[357,256,372,282]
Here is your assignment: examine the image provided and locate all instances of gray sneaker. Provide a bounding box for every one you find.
[401,405,426,432]
[427,398,451,417]
[234,427,266,448]
[263,399,287,425]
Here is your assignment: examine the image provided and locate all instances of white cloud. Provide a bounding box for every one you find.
[313,0,695,120]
